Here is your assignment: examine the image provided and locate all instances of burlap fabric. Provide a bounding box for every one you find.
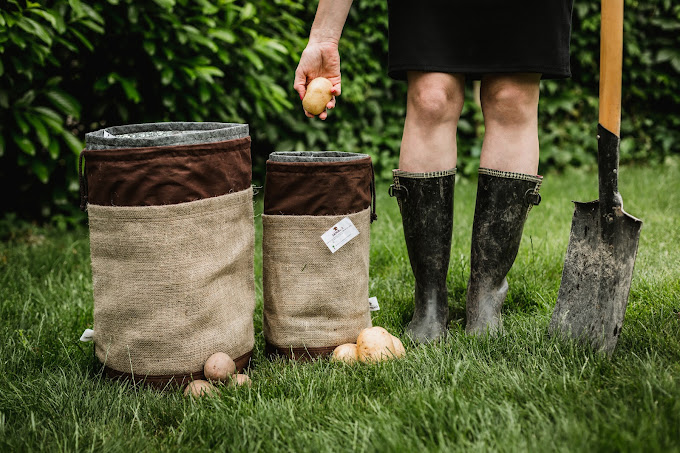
[263,208,373,359]
[88,188,255,379]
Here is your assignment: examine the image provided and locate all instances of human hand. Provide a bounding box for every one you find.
[293,41,342,120]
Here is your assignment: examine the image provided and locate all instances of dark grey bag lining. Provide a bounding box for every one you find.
[85,122,249,150]
[268,151,369,163]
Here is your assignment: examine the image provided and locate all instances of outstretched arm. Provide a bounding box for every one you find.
[294,0,353,120]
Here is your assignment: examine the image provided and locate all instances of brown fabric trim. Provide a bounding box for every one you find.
[100,350,252,389]
[264,156,373,216]
[82,137,251,207]
[265,342,337,362]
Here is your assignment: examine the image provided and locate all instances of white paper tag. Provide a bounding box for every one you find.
[321,217,360,253]
[79,329,95,342]
[368,296,380,312]
[103,130,114,138]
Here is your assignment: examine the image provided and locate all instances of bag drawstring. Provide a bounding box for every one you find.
[370,164,377,223]
[79,150,88,212]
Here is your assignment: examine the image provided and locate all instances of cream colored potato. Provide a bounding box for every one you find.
[302,77,333,115]
[391,335,406,358]
[184,380,217,398]
[331,343,358,363]
[357,327,396,362]
[229,374,252,387]
[204,352,236,382]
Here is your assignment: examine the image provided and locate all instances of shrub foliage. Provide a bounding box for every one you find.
[1,0,678,220]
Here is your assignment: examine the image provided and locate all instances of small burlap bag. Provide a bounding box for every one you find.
[81,122,255,387]
[262,152,377,360]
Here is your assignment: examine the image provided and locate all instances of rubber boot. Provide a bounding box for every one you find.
[389,169,456,343]
[465,168,543,336]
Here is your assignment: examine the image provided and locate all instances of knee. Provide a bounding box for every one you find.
[407,75,464,125]
[481,79,539,126]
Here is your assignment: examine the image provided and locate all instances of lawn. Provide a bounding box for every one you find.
[1,160,679,452]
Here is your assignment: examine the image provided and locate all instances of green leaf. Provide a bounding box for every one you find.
[47,138,60,160]
[60,130,83,156]
[194,66,224,83]
[208,29,236,44]
[45,89,81,118]
[656,48,678,63]
[13,112,30,135]
[143,41,156,55]
[241,48,263,71]
[80,19,104,34]
[27,8,58,29]
[161,67,173,86]
[188,33,218,52]
[69,28,93,51]
[240,3,256,21]
[264,39,288,55]
[13,134,36,156]
[31,160,50,184]
[68,0,85,18]
[25,113,50,149]
[114,76,141,103]
[17,17,53,46]
[153,0,176,10]
[32,106,63,124]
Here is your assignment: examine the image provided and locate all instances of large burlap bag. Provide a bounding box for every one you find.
[81,122,255,386]
[262,152,377,360]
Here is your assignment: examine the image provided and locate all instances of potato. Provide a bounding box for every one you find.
[357,327,396,362]
[204,352,236,382]
[302,77,333,115]
[390,335,406,358]
[229,374,252,387]
[331,343,358,363]
[184,380,217,398]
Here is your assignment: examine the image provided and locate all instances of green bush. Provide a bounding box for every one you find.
[0,0,678,222]
[0,0,101,219]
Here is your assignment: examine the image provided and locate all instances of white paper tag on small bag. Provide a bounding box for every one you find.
[368,296,380,312]
[79,329,95,342]
[321,217,360,253]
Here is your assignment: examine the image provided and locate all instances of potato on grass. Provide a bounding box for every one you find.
[302,77,333,115]
[229,374,252,387]
[357,327,396,362]
[204,352,236,382]
[184,380,218,398]
[331,343,358,363]
[391,335,406,358]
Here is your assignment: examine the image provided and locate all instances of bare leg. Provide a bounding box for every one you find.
[391,71,463,342]
[465,73,543,336]
[479,73,541,174]
[399,71,464,172]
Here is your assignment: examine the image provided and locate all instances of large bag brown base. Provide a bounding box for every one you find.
[82,123,255,388]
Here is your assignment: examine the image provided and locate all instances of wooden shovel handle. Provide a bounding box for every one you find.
[599,0,623,136]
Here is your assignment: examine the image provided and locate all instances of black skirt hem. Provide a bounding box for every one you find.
[387,64,572,82]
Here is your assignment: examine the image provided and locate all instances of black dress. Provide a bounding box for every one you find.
[387,0,574,80]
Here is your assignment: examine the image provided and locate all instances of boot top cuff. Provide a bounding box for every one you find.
[392,168,457,179]
[478,167,543,185]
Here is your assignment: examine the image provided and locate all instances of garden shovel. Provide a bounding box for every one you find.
[550,0,642,356]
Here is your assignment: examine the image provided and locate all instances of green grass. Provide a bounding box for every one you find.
[1,161,679,452]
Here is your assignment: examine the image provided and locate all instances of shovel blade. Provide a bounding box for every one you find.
[550,200,642,355]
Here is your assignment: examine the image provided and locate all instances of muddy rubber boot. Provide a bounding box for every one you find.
[389,169,456,343]
[465,168,543,336]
